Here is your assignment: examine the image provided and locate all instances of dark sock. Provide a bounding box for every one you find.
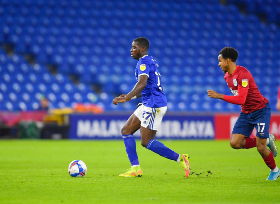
[123,135,139,166]
[263,151,276,170]
[146,139,179,161]
[243,137,256,149]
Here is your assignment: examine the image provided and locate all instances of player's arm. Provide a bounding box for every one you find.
[116,92,141,98]
[277,86,280,111]
[207,86,248,105]
[222,86,248,105]
[207,90,224,100]
[126,75,147,100]
[115,89,142,102]
[129,92,142,99]
[277,100,280,111]
[113,75,147,105]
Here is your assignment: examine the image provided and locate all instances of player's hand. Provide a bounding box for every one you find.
[207,90,223,99]
[113,96,128,105]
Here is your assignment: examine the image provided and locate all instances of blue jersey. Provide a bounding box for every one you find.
[135,55,167,108]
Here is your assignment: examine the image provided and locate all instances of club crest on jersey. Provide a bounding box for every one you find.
[233,79,237,86]
[140,64,146,71]
[242,79,248,87]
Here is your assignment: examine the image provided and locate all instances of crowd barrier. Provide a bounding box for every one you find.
[69,113,280,140]
[1,111,279,139]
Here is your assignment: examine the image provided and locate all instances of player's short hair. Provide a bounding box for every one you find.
[219,47,238,62]
[134,37,149,50]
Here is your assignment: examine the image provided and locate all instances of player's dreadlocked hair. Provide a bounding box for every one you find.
[134,37,149,50]
[219,47,238,62]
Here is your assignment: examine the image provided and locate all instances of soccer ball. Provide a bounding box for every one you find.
[68,160,87,177]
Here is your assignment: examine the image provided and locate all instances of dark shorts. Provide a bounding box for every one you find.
[232,103,271,139]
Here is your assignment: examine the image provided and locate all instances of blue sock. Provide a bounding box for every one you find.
[146,139,179,161]
[123,135,139,166]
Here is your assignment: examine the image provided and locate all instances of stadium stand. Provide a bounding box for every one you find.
[226,0,280,24]
[0,0,279,112]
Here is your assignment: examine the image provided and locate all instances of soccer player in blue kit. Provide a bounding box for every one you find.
[113,37,190,178]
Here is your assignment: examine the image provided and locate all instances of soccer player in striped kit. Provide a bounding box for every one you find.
[207,47,279,180]
[113,37,190,178]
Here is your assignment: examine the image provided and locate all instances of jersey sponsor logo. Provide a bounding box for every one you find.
[140,64,146,71]
[233,79,237,86]
[242,79,248,87]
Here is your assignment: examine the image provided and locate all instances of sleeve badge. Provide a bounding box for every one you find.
[242,79,248,87]
[140,64,146,71]
[233,79,237,86]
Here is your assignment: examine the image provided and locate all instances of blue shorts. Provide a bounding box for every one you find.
[232,103,271,139]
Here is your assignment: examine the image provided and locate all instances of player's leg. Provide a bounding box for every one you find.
[254,104,279,180]
[119,107,142,177]
[267,134,277,157]
[140,106,178,161]
[230,134,246,149]
[121,113,141,165]
[230,134,256,149]
[140,126,179,161]
[231,111,277,153]
[230,113,256,149]
[256,137,271,157]
[265,103,277,157]
[256,136,279,180]
[140,126,190,177]
[140,106,190,177]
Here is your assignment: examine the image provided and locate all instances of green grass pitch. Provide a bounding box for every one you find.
[1,140,280,204]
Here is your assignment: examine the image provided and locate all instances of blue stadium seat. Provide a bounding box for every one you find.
[0,0,279,112]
